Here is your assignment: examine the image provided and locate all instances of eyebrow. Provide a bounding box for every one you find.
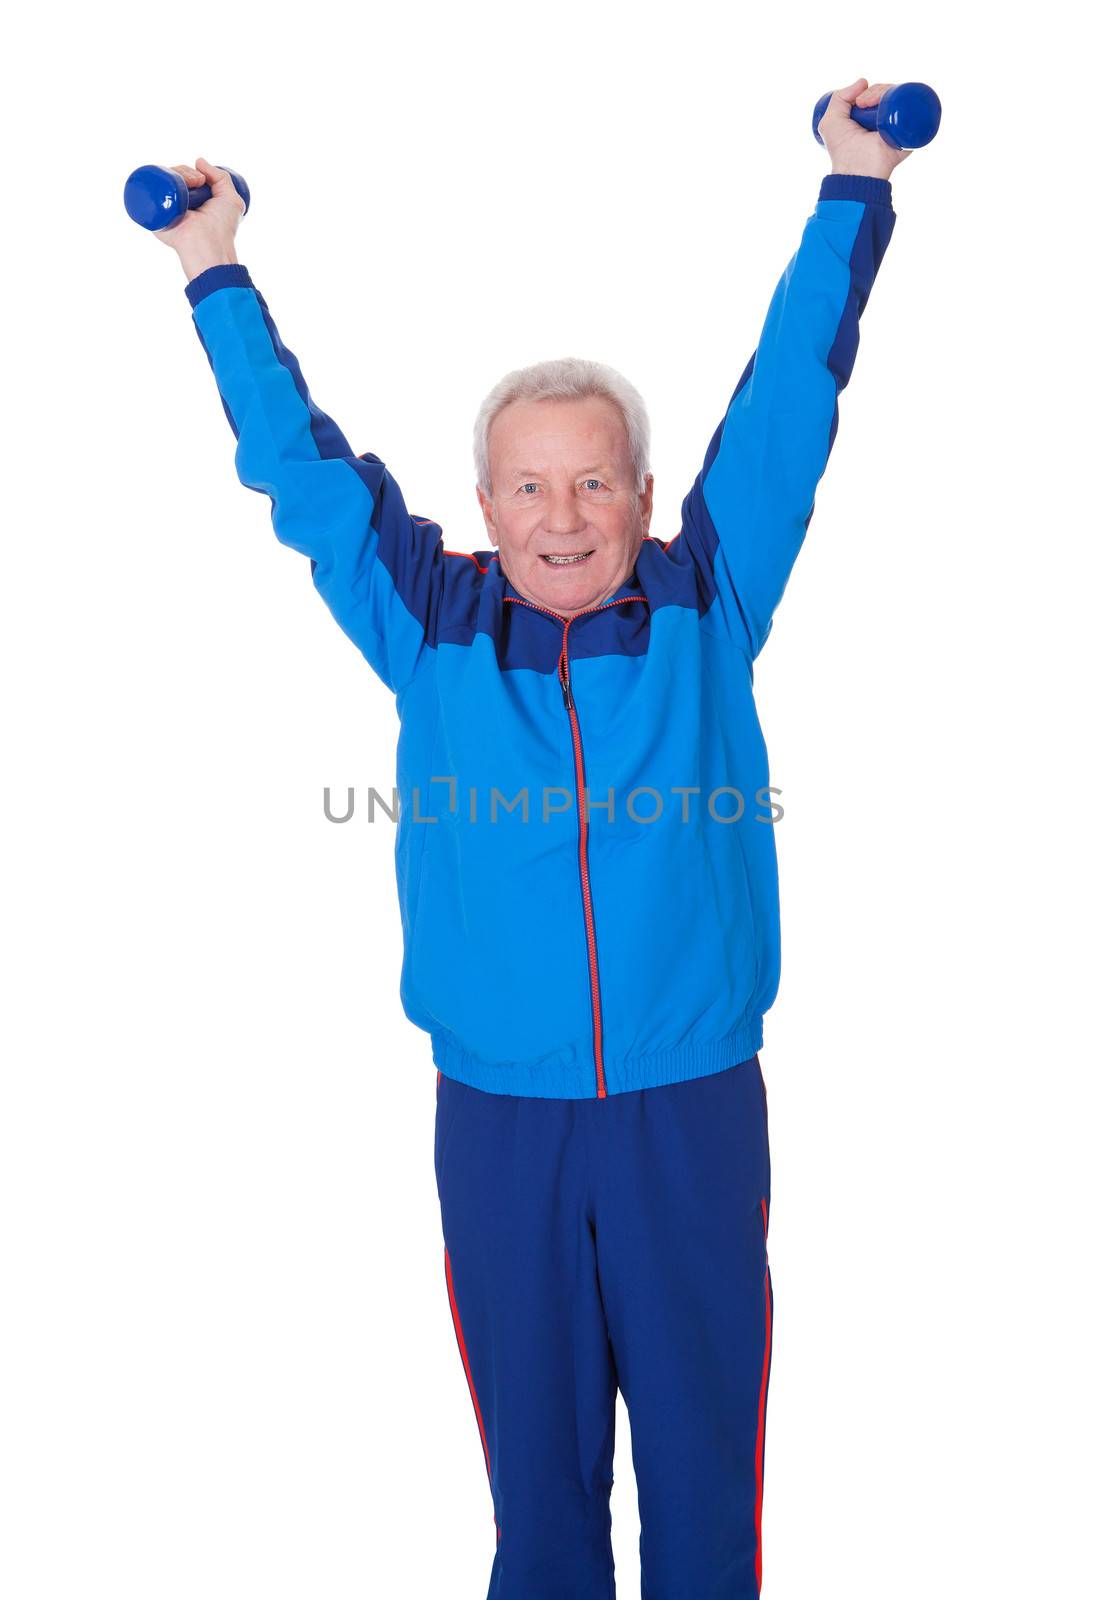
[506,465,614,482]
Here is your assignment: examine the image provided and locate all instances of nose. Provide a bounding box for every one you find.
[544,484,586,536]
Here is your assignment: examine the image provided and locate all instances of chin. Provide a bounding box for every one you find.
[540,581,602,610]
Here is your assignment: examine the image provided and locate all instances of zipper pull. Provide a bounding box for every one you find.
[559,660,574,710]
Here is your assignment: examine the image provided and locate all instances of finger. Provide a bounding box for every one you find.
[195,156,230,187]
[856,81,893,106]
[195,156,246,213]
[829,78,870,109]
[170,163,205,188]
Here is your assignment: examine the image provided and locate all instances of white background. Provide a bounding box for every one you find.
[3,2,1097,1596]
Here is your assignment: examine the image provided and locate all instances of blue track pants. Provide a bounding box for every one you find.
[434,1053,773,1598]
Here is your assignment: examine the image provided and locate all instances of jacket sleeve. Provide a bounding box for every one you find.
[185,263,443,694]
[677,174,897,658]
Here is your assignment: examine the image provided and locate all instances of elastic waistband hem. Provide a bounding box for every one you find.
[430,1017,765,1099]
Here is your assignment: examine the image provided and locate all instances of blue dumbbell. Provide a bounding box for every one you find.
[813,82,941,150]
[123,164,251,231]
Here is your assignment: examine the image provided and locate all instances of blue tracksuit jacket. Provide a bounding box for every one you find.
[185,172,896,1100]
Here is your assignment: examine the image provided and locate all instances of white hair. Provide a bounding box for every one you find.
[473,356,651,498]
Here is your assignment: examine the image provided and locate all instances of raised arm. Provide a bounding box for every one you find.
[676,81,907,659]
[186,264,443,693]
[161,159,443,695]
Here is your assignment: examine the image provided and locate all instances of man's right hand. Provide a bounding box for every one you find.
[154,157,246,282]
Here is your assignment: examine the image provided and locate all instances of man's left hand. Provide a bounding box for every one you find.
[819,79,913,181]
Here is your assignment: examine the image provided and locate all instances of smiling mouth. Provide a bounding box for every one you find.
[540,550,595,566]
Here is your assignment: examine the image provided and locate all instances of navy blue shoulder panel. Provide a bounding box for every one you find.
[635,525,720,619]
[669,351,756,630]
[419,535,747,675]
[341,451,450,646]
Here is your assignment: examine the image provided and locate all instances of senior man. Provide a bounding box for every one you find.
[160,78,909,1598]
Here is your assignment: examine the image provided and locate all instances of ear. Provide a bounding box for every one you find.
[639,473,654,535]
[476,484,498,545]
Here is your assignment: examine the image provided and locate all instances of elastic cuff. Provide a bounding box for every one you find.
[818,173,893,208]
[185,262,254,309]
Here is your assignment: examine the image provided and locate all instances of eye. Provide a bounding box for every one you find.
[519,483,539,495]
[583,479,605,492]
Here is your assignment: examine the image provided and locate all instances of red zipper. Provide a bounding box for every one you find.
[503,589,646,1098]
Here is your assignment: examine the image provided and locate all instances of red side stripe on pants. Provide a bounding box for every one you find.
[754,1197,773,1592]
[444,1245,500,1544]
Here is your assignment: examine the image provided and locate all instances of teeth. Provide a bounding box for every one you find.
[542,551,593,565]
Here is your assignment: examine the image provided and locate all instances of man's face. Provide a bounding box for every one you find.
[476,395,653,618]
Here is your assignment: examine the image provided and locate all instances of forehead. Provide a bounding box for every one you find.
[489,395,630,477]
